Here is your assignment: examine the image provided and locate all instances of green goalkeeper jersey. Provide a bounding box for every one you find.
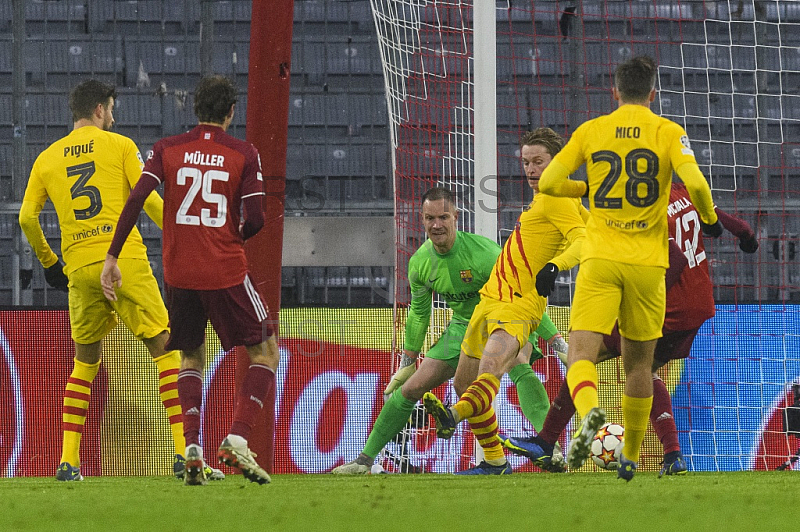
[404,231,500,352]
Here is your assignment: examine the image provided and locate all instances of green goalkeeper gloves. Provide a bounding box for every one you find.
[384,353,417,396]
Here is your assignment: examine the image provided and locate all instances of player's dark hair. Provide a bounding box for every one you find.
[519,127,564,157]
[614,55,657,102]
[422,186,456,210]
[69,79,117,122]
[194,75,238,123]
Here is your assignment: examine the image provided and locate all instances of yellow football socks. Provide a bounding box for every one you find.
[453,373,500,421]
[467,408,505,462]
[566,359,599,419]
[60,358,101,466]
[621,394,653,463]
[153,351,185,456]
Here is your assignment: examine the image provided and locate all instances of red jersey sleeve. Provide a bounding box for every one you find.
[240,144,265,199]
[142,142,166,184]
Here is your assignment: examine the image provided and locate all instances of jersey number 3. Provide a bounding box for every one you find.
[176,167,229,227]
[68,162,102,220]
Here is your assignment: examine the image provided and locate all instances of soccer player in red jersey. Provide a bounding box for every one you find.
[101,75,278,486]
[504,181,759,475]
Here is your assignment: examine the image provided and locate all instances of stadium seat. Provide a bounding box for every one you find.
[288,93,323,127]
[327,36,382,76]
[294,0,372,26]
[0,2,9,33]
[123,35,200,89]
[23,92,71,127]
[286,141,390,180]
[112,92,164,135]
[0,37,9,83]
[210,1,252,35]
[496,92,524,128]
[0,93,10,125]
[25,1,86,34]
[587,90,613,116]
[0,143,10,181]
[211,40,250,84]
[213,1,252,23]
[19,35,124,89]
[288,91,386,134]
[534,89,569,129]
[88,0,197,35]
[292,40,326,82]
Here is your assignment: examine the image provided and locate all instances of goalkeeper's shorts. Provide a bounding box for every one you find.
[425,321,467,370]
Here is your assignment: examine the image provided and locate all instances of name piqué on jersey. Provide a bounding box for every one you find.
[184,151,225,167]
[63,140,94,158]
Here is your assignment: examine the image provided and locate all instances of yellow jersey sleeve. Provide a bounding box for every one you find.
[538,159,588,197]
[675,163,717,225]
[19,173,59,268]
[540,195,586,271]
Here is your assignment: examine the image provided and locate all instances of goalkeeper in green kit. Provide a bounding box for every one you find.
[333,186,567,474]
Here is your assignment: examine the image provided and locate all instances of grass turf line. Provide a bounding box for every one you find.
[0,472,795,531]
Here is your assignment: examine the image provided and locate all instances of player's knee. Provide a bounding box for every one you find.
[247,336,279,369]
[399,380,424,402]
[142,330,170,358]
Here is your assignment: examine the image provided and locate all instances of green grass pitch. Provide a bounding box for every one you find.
[1,471,795,531]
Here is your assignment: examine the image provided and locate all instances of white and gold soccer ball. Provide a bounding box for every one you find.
[590,422,625,470]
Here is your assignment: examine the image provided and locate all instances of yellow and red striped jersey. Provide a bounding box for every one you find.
[480,193,585,303]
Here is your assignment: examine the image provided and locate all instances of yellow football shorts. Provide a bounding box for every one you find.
[69,258,169,344]
[570,258,666,342]
[461,295,544,360]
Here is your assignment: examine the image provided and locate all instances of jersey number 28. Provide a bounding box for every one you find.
[176,167,229,227]
[592,148,659,209]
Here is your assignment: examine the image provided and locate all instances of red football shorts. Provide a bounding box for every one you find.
[164,274,276,352]
[603,323,700,365]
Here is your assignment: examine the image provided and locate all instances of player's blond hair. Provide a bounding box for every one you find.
[519,127,564,157]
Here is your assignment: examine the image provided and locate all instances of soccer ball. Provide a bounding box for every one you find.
[590,422,625,470]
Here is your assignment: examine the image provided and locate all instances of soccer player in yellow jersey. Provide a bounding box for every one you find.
[538,56,722,481]
[18,79,221,482]
[424,128,586,474]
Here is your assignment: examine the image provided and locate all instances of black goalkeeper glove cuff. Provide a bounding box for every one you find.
[739,234,759,254]
[44,260,69,292]
[700,220,723,238]
[535,262,559,298]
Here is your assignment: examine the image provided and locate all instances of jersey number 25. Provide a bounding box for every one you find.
[176,167,229,227]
